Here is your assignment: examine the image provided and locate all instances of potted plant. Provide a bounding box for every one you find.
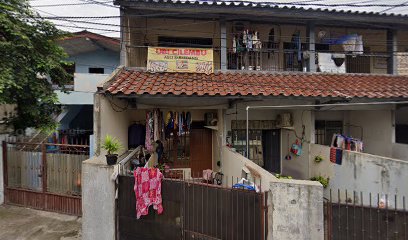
[101,135,122,165]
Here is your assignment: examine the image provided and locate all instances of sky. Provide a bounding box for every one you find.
[29,0,408,38]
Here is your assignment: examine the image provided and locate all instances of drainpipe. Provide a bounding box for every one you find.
[246,106,249,157]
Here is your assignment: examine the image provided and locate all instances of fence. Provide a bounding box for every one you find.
[3,141,89,215]
[324,189,408,240]
[117,174,266,240]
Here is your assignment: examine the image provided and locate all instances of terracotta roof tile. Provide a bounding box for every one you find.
[104,68,408,99]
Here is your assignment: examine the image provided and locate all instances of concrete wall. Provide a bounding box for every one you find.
[74,73,111,93]
[95,94,130,157]
[348,110,394,157]
[314,109,403,160]
[392,143,408,160]
[281,110,313,180]
[222,147,324,240]
[56,90,94,105]
[82,157,116,240]
[310,143,408,208]
[69,49,119,75]
[268,180,323,240]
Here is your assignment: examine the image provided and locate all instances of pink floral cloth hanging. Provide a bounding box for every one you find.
[133,167,164,219]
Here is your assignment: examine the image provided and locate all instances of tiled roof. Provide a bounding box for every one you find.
[105,68,408,99]
[114,0,408,18]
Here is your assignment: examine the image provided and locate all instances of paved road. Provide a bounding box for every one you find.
[0,205,81,240]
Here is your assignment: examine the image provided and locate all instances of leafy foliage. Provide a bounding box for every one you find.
[101,135,123,155]
[0,0,72,131]
[275,174,293,179]
[310,176,330,188]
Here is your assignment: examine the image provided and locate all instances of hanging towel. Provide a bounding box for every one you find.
[153,109,159,141]
[133,167,163,219]
[330,147,343,165]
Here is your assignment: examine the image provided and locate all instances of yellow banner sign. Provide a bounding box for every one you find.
[147,47,213,74]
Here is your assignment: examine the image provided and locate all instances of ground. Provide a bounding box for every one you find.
[0,205,81,240]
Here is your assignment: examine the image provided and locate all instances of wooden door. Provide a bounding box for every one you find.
[190,128,212,177]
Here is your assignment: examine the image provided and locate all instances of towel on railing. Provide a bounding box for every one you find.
[133,167,163,219]
[330,147,343,165]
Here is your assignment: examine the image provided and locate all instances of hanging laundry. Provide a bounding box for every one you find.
[243,30,248,47]
[247,30,253,49]
[186,112,192,131]
[153,109,159,141]
[145,111,154,151]
[330,147,343,165]
[174,111,178,131]
[178,112,184,136]
[253,31,262,49]
[133,167,163,219]
[160,111,165,142]
[233,35,237,53]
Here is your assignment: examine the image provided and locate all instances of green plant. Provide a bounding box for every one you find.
[310,176,330,188]
[101,135,122,155]
[275,174,293,179]
[314,155,324,163]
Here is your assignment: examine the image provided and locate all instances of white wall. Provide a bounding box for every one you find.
[348,110,394,157]
[69,49,119,75]
[96,94,130,157]
[56,90,94,105]
[281,110,313,180]
[310,144,408,208]
[74,73,111,93]
[393,143,408,160]
[82,157,115,240]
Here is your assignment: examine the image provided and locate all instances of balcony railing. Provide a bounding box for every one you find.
[126,45,399,74]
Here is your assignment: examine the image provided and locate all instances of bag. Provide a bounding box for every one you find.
[290,139,302,156]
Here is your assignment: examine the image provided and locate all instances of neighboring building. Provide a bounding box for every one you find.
[82,1,408,240]
[55,31,120,145]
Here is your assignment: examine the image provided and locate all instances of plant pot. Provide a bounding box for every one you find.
[106,154,118,165]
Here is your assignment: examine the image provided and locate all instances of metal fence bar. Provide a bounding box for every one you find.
[324,189,408,240]
[2,141,8,188]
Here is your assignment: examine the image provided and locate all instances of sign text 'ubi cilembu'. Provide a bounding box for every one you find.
[147,47,214,74]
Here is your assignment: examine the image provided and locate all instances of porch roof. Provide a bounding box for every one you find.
[104,68,408,99]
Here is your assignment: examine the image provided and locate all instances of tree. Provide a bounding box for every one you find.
[0,0,72,132]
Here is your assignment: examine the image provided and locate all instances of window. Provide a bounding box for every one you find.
[158,36,213,48]
[88,67,104,74]
[396,107,408,144]
[315,120,343,145]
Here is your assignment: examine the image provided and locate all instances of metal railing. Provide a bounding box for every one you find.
[126,45,395,74]
[324,189,408,240]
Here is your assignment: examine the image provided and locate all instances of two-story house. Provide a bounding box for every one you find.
[54,31,120,146]
[80,1,408,239]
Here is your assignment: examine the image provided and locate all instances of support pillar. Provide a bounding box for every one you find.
[307,22,316,72]
[220,19,227,70]
[119,9,126,66]
[387,29,398,75]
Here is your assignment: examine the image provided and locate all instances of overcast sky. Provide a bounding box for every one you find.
[29,0,408,38]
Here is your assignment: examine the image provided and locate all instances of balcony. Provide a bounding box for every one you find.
[127,44,404,75]
[55,73,110,105]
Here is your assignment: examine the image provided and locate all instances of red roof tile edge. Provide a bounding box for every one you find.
[103,68,408,99]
